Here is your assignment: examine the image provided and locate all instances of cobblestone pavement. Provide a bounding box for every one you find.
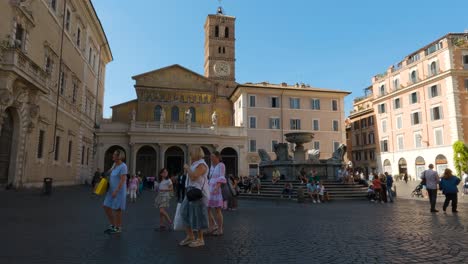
[1,186,467,264]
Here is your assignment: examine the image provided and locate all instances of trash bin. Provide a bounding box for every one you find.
[43,177,53,195]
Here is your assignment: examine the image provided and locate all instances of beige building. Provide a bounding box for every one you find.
[370,33,468,179]
[230,83,349,175]
[96,8,350,178]
[0,0,112,187]
[347,86,377,175]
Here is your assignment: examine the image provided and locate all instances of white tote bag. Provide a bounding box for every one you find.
[173,202,184,231]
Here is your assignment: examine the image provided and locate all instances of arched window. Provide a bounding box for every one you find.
[411,70,417,83]
[189,107,196,123]
[379,85,385,96]
[430,61,437,76]
[222,47,226,54]
[171,106,179,122]
[225,27,229,38]
[218,47,221,53]
[154,105,162,121]
[393,78,400,90]
[215,26,219,37]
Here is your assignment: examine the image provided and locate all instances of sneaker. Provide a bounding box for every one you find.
[313,200,317,204]
[452,210,459,213]
[104,225,115,234]
[188,239,205,248]
[431,209,439,213]
[317,200,321,203]
[107,227,121,234]
[179,238,195,246]
[370,199,375,202]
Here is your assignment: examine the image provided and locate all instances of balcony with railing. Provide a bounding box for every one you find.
[97,120,247,137]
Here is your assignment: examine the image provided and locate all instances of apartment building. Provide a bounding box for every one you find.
[0,0,112,187]
[371,33,468,179]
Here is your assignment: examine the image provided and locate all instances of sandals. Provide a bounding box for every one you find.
[206,226,218,236]
[179,237,195,246]
[213,229,224,236]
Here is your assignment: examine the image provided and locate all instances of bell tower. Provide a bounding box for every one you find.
[204,7,236,97]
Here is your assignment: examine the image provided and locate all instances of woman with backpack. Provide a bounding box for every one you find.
[439,168,461,213]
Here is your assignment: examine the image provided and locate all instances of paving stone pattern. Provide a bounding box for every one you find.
[0,186,467,264]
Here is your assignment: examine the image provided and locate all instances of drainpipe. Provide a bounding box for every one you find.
[49,0,68,156]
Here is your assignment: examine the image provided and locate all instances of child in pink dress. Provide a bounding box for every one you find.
[129,174,139,203]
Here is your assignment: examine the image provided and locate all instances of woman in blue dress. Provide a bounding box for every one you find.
[103,149,128,234]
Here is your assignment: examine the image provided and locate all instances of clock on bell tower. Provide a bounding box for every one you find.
[204,7,236,96]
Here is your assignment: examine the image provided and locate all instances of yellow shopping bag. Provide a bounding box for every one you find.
[94,178,109,196]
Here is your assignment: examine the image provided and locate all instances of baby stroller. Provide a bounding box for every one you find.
[411,182,424,198]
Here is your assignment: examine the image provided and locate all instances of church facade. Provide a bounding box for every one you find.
[96,8,349,179]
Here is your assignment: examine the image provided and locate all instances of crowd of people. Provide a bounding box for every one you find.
[99,147,241,248]
[96,150,465,248]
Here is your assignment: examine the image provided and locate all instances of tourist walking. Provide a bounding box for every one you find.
[372,175,383,203]
[128,174,139,203]
[179,147,210,248]
[207,151,226,236]
[103,150,128,234]
[421,164,440,213]
[154,168,173,231]
[439,168,461,213]
[385,172,394,203]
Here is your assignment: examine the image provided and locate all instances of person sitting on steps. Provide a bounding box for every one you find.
[281,182,293,199]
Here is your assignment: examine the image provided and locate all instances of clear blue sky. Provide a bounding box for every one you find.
[92,0,468,118]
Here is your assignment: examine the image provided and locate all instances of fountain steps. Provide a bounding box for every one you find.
[238,180,368,200]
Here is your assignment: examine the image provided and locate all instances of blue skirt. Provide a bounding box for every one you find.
[180,198,209,230]
[103,187,127,210]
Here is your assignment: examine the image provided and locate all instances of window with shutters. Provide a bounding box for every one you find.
[290,98,300,109]
[313,141,320,150]
[397,135,404,151]
[431,106,443,121]
[311,99,320,110]
[414,132,422,148]
[362,133,367,145]
[429,85,439,98]
[382,120,387,133]
[410,92,418,104]
[378,103,386,114]
[434,128,443,146]
[313,119,319,131]
[368,116,374,126]
[269,118,280,129]
[332,100,338,111]
[361,118,367,128]
[394,98,401,109]
[249,95,256,107]
[381,139,388,152]
[249,116,256,128]
[249,140,256,152]
[411,112,422,125]
[368,132,375,144]
[290,119,301,130]
[396,115,403,129]
[333,120,339,131]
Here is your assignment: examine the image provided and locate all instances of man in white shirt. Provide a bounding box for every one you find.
[421,164,440,213]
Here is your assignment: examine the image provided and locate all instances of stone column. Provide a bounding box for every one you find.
[159,144,166,171]
[129,143,136,175]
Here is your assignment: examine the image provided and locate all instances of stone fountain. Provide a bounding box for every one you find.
[258,132,346,181]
